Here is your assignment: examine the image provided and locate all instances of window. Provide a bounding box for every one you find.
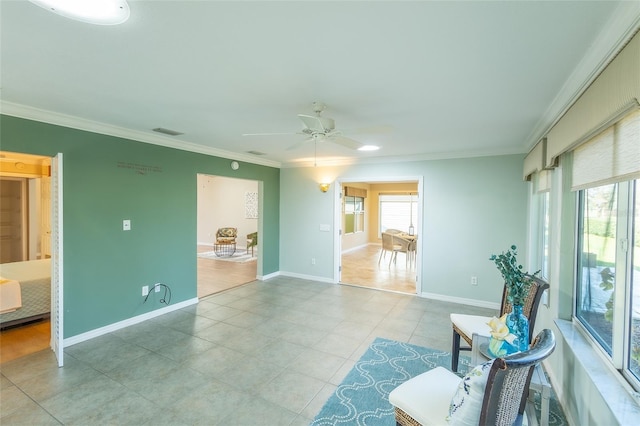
[575,180,639,389]
[540,191,550,280]
[344,195,364,234]
[379,194,418,236]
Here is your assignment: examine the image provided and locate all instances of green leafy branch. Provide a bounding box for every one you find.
[490,245,540,306]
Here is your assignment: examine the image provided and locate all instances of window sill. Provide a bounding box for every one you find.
[555,319,640,424]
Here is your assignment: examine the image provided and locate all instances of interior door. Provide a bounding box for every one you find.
[50,153,63,367]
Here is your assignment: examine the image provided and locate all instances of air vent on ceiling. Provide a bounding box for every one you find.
[246,150,267,156]
[152,127,184,136]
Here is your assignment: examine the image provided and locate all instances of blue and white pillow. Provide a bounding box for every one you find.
[447,361,493,425]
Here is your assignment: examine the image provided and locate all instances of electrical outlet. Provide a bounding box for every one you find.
[471,276,478,286]
[311,258,316,265]
[155,283,161,293]
[142,285,149,296]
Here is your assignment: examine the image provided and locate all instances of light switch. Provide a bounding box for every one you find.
[123,219,131,231]
[319,224,330,232]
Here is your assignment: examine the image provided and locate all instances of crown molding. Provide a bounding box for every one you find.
[524,2,640,152]
[281,146,525,168]
[0,101,282,169]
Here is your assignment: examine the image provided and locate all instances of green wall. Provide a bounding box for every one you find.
[0,115,280,338]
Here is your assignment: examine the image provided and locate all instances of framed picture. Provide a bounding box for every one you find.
[245,191,258,219]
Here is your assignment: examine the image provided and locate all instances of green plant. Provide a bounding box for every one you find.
[490,245,540,306]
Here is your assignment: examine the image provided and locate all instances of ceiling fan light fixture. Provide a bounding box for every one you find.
[358,145,380,151]
[28,0,130,25]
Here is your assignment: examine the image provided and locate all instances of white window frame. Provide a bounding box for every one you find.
[574,179,639,391]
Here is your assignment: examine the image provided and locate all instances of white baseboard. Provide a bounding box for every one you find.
[420,292,500,310]
[341,243,372,254]
[279,271,335,284]
[259,271,280,280]
[63,297,199,347]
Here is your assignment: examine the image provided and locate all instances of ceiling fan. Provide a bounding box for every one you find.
[242,101,376,151]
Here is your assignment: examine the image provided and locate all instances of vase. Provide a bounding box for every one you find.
[506,304,529,352]
[487,304,530,358]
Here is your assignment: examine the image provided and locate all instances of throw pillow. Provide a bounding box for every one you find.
[447,360,493,425]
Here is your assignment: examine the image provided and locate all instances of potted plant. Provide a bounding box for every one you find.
[488,245,539,355]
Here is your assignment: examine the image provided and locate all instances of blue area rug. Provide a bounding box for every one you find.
[310,337,567,426]
[310,338,470,425]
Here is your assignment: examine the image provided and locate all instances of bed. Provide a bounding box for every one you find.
[0,259,51,328]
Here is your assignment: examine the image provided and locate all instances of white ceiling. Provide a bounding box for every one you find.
[2,1,639,168]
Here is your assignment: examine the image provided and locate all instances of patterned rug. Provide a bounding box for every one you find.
[197,250,257,263]
[310,337,567,426]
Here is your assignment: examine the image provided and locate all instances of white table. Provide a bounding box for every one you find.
[471,333,551,426]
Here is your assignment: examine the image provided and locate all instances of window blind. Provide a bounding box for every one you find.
[523,139,546,181]
[537,170,552,193]
[344,186,367,198]
[546,31,640,168]
[571,108,640,191]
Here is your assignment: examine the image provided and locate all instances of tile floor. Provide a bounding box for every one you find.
[0,276,494,425]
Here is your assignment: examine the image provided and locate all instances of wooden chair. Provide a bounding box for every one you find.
[450,276,549,372]
[390,329,556,426]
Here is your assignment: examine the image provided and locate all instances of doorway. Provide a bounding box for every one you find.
[336,178,422,295]
[196,174,260,297]
[0,151,62,366]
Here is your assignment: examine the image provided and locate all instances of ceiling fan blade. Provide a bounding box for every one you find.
[298,114,335,132]
[330,135,363,150]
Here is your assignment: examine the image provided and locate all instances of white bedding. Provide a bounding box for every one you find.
[0,278,22,313]
[0,259,51,325]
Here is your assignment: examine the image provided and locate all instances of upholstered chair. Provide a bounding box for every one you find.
[246,231,257,256]
[215,227,237,244]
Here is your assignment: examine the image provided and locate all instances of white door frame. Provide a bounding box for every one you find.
[333,176,424,294]
[50,153,64,367]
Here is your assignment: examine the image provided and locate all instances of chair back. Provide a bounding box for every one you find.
[247,232,257,245]
[216,227,237,243]
[479,329,556,426]
[499,276,549,344]
[381,232,395,250]
[391,235,411,253]
[384,228,403,235]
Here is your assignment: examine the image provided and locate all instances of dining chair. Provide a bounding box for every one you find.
[379,232,402,268]
[450,276,549,372]
[389,329,556,426]
[392,234,413,268]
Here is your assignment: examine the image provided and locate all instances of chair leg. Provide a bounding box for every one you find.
[378,249,385,265]
[452,329,461,372]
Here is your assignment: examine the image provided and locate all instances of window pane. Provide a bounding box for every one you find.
[355,212,364,232]
[344,196,364,234]
[541,191,550,279]
[629,181,640,380]
[576,184,617,354]
[345,196,355,214]
[379,195,418,235]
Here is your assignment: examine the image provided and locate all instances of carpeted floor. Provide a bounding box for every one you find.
[197,250,257,263]
[310,337,567,426]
